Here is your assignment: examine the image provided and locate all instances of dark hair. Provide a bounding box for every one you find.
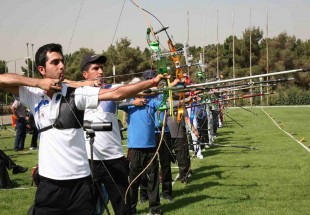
[82,63,91,72]
[35,43,63,68]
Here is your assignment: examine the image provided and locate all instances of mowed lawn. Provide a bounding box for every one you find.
[0,106,309,215]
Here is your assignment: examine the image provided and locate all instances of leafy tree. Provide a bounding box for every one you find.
[65,48,95,81]
[0,60,7,74]
[20,59,40,78]
[103,38,146,83]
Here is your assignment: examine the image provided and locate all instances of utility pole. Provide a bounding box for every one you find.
[31,44,35,78]
[232,10,236,106]
[266,8,269,106]
[187,11,189,44]
[249,8,253,106]
[26,43,30,77]
[216,9,219,80]
[113,65,116,84]
[4,61,8,104]
[202,15,205,75]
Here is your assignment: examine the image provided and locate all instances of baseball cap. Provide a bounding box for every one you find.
[80,54,107,72]
[142,69,157,80]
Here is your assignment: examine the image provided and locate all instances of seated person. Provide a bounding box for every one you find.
[0,149,28,188]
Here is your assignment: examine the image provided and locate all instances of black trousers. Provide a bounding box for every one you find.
[0,149,15,170]
[171,137,191,181]
[212,110,219,134]
[30,127,38,148]
[91,157,132,215]
[0,160,10,188]
[158,132,173,197]
[127,148,160,213]
[34,176,95,215]
[140,132,173,199]
[0,150,16,188]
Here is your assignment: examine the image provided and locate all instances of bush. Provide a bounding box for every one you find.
[271,86,310,105]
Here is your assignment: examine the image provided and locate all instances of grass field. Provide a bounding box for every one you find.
[0,106,309,215]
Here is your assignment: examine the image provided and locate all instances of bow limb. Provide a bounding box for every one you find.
[131,0,157,42]
[167,40,186,123]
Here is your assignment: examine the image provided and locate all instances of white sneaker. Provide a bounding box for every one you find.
[219,120,222,128]
[196,152,204,159]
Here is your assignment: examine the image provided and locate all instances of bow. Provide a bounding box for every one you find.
[131,0,190,123]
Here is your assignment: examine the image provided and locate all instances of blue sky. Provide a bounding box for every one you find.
[0,0,309,73]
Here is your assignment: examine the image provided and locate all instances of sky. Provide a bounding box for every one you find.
[0,0,309,73]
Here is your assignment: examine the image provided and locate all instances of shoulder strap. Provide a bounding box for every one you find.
[38,87,84,133]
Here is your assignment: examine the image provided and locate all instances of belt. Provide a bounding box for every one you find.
[39,175,92,187]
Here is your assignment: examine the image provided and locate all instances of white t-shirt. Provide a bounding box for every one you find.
[19,84,99,180]
[84,84,124,160]
[187,107,198,141]
[12,100,26,118]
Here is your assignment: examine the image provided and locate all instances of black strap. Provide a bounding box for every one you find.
[37,125,53,134]
[36,87,84,134]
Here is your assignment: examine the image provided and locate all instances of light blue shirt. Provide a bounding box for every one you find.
[120,96,160,148]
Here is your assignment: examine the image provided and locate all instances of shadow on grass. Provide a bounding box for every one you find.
[162,178,257,213]
[201,147,256,158]
[9,180,27,188]
[161,193,226,213]
[7,151,35,157]
[190,165,225,180]
[2,176,33,189]
[200,148,221,157]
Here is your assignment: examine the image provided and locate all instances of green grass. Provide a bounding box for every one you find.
[0,106,310,215]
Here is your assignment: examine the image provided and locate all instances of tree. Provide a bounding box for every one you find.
[103,38,146,83]
[240,26,263,69]
[0,60,7,74]
[20,59,39,77]
[65,48,95,81]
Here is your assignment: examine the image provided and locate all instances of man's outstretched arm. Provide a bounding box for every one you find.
[98,74,167,101]
[0,73,61,96]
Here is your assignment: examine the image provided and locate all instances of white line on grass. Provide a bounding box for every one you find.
[2,187,36,190]
[172,173,179,186]
[261,108,310,153]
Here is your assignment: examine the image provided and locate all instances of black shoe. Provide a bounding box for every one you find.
[187,170,193,178]
[139,197,148,204]
[8,156,15,170]
[132,208,137,215]
[12,165,28,174]
[180,177,189,184]
[147,209,163,215]
[161,195,173,202]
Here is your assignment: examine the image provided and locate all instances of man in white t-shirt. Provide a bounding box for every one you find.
[81,54,131,215]
[0,43,167,215]
[11,100,27,151]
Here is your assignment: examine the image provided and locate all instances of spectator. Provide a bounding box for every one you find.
[11,100,27,151]
[0,149,28,188]
[27,112,38,150]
